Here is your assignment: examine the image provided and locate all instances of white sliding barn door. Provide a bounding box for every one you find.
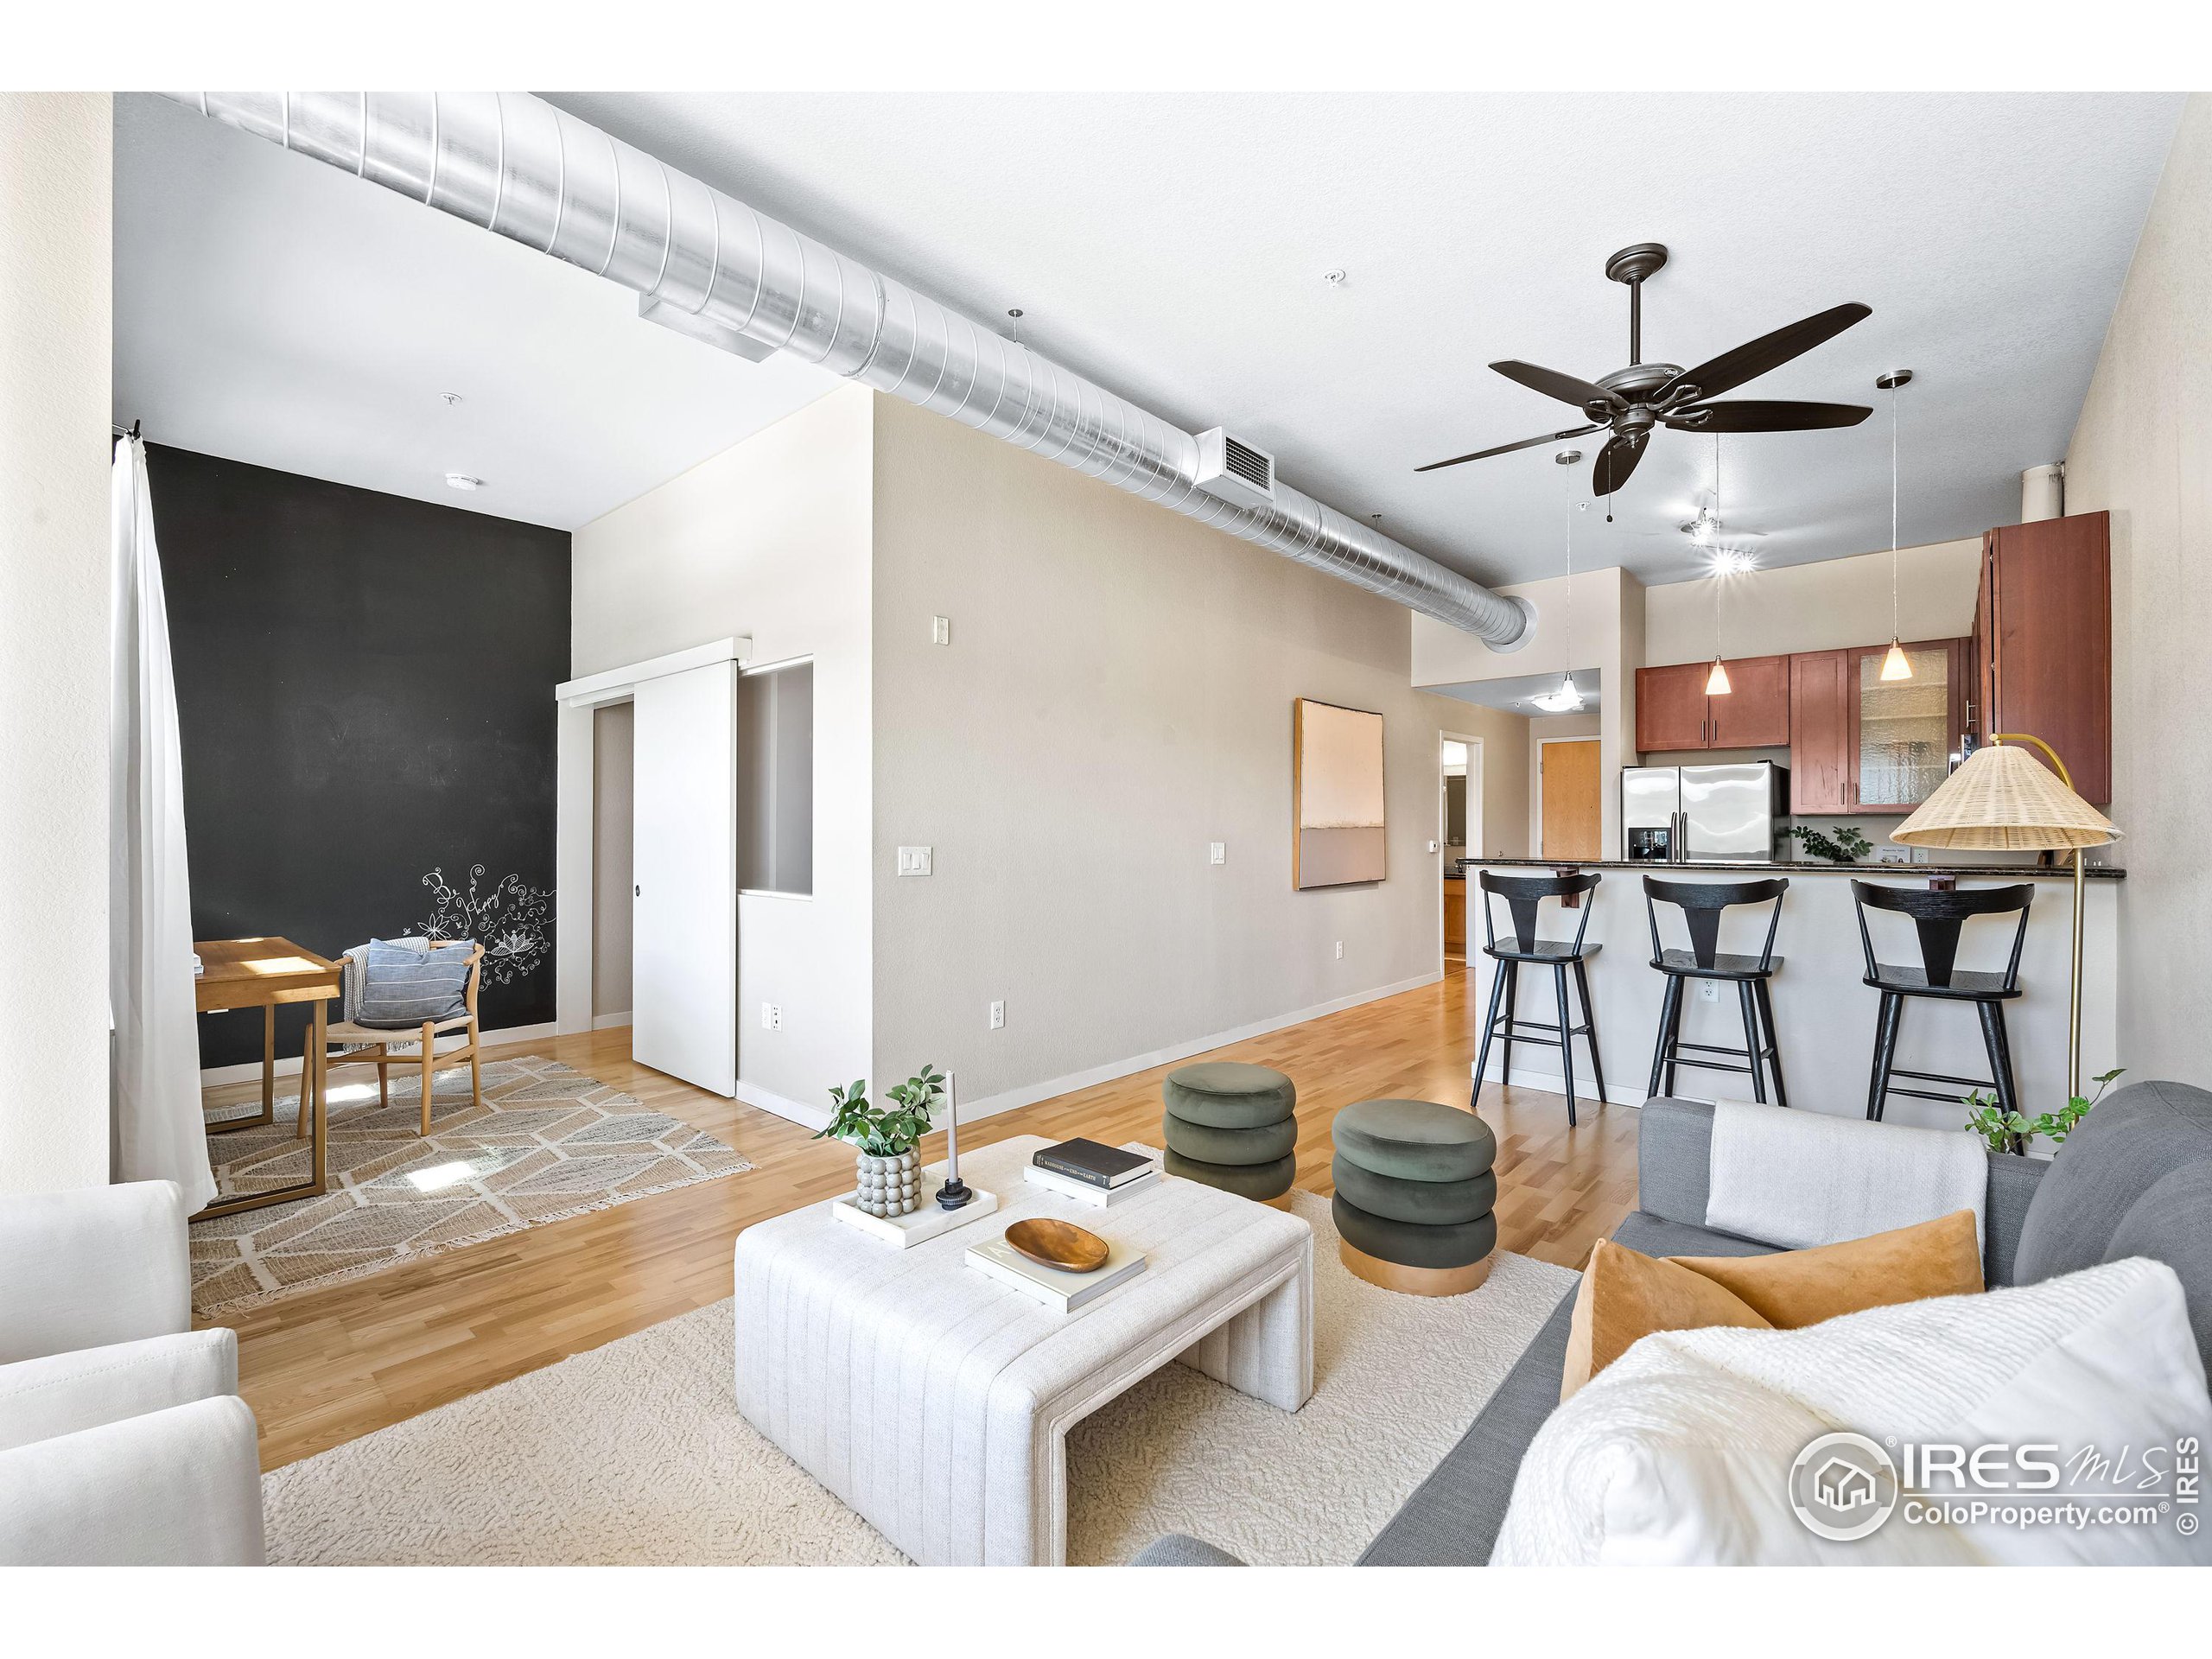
[631,661,738,1095]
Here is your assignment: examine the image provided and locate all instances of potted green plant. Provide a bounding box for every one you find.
[814,1065,946,1217]
[1965,1067,2124,1156]
[1784,823,1873,864]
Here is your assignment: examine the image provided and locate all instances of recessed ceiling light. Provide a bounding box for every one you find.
[444,474,482,493]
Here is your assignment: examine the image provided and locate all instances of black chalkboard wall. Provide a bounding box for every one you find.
[149,444,571,1069]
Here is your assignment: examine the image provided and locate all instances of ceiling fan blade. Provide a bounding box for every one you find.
[1665,399,1874,433]
[1592,434,1645,496]
[1490,359,1618,410]
[1415,423,1602,473]
[1659,302,1872,402]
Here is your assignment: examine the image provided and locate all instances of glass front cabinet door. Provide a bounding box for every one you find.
[1851,639,1969,811]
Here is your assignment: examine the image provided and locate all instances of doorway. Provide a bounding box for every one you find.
[1440,734,1483,962]
[1538,737,1603,861]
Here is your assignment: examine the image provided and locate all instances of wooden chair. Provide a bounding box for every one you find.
[315,941,485,1137]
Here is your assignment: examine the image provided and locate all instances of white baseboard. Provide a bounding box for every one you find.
[946,971,1447,1128]
[1472,1060,1647,1109]
[592,1011,633,1030]
[736,1079,830,1132]
[198,1020,561,1085]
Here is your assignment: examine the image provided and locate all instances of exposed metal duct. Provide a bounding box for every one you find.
[164,91,1529,645]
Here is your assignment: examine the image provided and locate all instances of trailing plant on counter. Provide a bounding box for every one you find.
[1965,1067,2125,1156]
[812,1065,946,1157]
[1785,823,1874,864]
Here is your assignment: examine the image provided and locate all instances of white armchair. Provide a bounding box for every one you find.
[0,1181,265,1565]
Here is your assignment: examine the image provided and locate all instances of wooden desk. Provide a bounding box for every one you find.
[194,937,339,1219]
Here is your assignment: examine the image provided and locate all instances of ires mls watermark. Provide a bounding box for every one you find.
[1788,1430,2202,1542]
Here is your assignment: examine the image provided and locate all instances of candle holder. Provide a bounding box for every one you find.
[936,1072,974,1210]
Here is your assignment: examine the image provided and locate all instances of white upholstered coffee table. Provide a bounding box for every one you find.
[733,1134,1313,1565]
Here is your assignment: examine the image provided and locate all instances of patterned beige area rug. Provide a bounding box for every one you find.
[261,1191,1576,1565]
[192,1056,750,1318]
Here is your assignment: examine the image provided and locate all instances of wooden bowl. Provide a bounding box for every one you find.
[1004,1217,1110,1274]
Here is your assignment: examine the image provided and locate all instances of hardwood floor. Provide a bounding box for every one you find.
[199,962,1637,1471]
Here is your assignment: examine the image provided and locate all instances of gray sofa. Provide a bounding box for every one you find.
[1135,1079,2212,1567]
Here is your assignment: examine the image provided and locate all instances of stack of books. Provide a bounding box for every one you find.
[966,1232,1147,1313]
[1025,1138,1160,1207]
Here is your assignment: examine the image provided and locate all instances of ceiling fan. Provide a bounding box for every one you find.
[1418,243,1874,499]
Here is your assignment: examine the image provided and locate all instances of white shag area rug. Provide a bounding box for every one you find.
[263,1191,1575,1566]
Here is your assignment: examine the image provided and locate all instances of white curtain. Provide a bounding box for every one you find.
[111,437,214,1213]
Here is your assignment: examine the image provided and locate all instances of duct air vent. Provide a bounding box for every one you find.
[1196,428,1276,508]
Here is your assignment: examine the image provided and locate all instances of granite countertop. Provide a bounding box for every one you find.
[1456,856,2124,880]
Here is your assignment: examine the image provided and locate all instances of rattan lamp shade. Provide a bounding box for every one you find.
[1891,741,2120,851]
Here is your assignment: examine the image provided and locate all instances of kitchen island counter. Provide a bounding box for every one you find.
[1462,858,2118,1131]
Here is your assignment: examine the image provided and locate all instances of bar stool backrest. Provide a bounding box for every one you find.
[1850,880,2034,991]
[1476,868,1602,956]
[1642,875,1789,972]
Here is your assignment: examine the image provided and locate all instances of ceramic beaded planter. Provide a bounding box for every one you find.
[855,1148,923,1218]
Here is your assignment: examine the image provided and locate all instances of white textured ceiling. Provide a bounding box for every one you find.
[117,92,2181,581]
[112,94,838,531]
[545,90,2181,584]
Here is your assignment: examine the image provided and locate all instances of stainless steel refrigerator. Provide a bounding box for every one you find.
[1622,761,1790,863]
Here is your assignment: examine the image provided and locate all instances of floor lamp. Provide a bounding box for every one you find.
[1891,734,2120,1099]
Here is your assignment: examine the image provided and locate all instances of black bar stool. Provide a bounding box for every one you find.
[1851,880,2033,1123]
[1470,870,1606,1125]
[1643,875,1790,1107]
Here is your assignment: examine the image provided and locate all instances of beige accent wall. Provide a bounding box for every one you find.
[570,385,874,1119]
[590,701,633,1020]
[1440,704,1531,861]
[1,95,111,1192]
[871,395,1513,1113]
[2064,92,2212,1087]
[1643,537,1983,667]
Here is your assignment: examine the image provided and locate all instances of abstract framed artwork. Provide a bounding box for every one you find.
[1293,697,1387,889]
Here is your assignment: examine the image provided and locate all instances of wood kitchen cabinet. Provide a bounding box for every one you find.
[1789,638,1969,814]
[1974,512,2113,803]
[1635,656,1790,753]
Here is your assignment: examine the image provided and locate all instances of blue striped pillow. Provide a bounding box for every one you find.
[355,939,473,1028]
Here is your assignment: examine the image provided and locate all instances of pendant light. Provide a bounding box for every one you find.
[1705,433,1732,695]
[1878,369,1915,681]
[1529,448,1586,712]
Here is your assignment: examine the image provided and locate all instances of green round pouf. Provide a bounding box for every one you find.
[1162,1062,1296,1129]
[1332,1194,1497,1270]
[1165,1146,1296,1203]
[1331,1099,1496,1184]
[1332,1159,1497,1227]
[1163,1111,1299,1167]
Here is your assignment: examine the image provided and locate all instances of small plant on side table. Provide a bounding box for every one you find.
[1785,823,1874,864]
[814,1065,946,1217]
[1965,1067,2125,1156]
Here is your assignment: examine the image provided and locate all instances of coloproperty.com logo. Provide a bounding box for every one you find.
[1788,1430,2202,1541]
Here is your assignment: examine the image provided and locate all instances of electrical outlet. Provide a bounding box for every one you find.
[988,999,1005,1030]
[1334,941,1344,960]
[931,614,950,645]
[897,846,932,877]
[1209,842,1225,865]
[760,1002,782,1030]
[1699,979,1720,1004]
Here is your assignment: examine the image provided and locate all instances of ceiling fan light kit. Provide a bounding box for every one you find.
[1421,243,1874,511]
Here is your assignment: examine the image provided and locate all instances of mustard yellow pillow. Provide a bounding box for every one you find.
[1560,1210,1986,1401]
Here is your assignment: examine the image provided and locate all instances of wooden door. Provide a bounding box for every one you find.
[1541,740,1603,861]
[1636,663,1712,752]
[1789,649,1854,813]
[1988,513,2112,803]
[1707,653,1791,748]
[632,662,739,1096]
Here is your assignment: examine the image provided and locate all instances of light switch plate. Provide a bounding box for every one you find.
[931,615,950,645]
[760,1002,782,1030]
[1427,839,1440,854]
[1209,842,1225,865]
[1334,941,1344,960]
[897,846,932,877]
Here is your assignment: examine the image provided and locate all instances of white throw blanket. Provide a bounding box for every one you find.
[1706,1098,1989,1250]
[1492,1258,2212,1566]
